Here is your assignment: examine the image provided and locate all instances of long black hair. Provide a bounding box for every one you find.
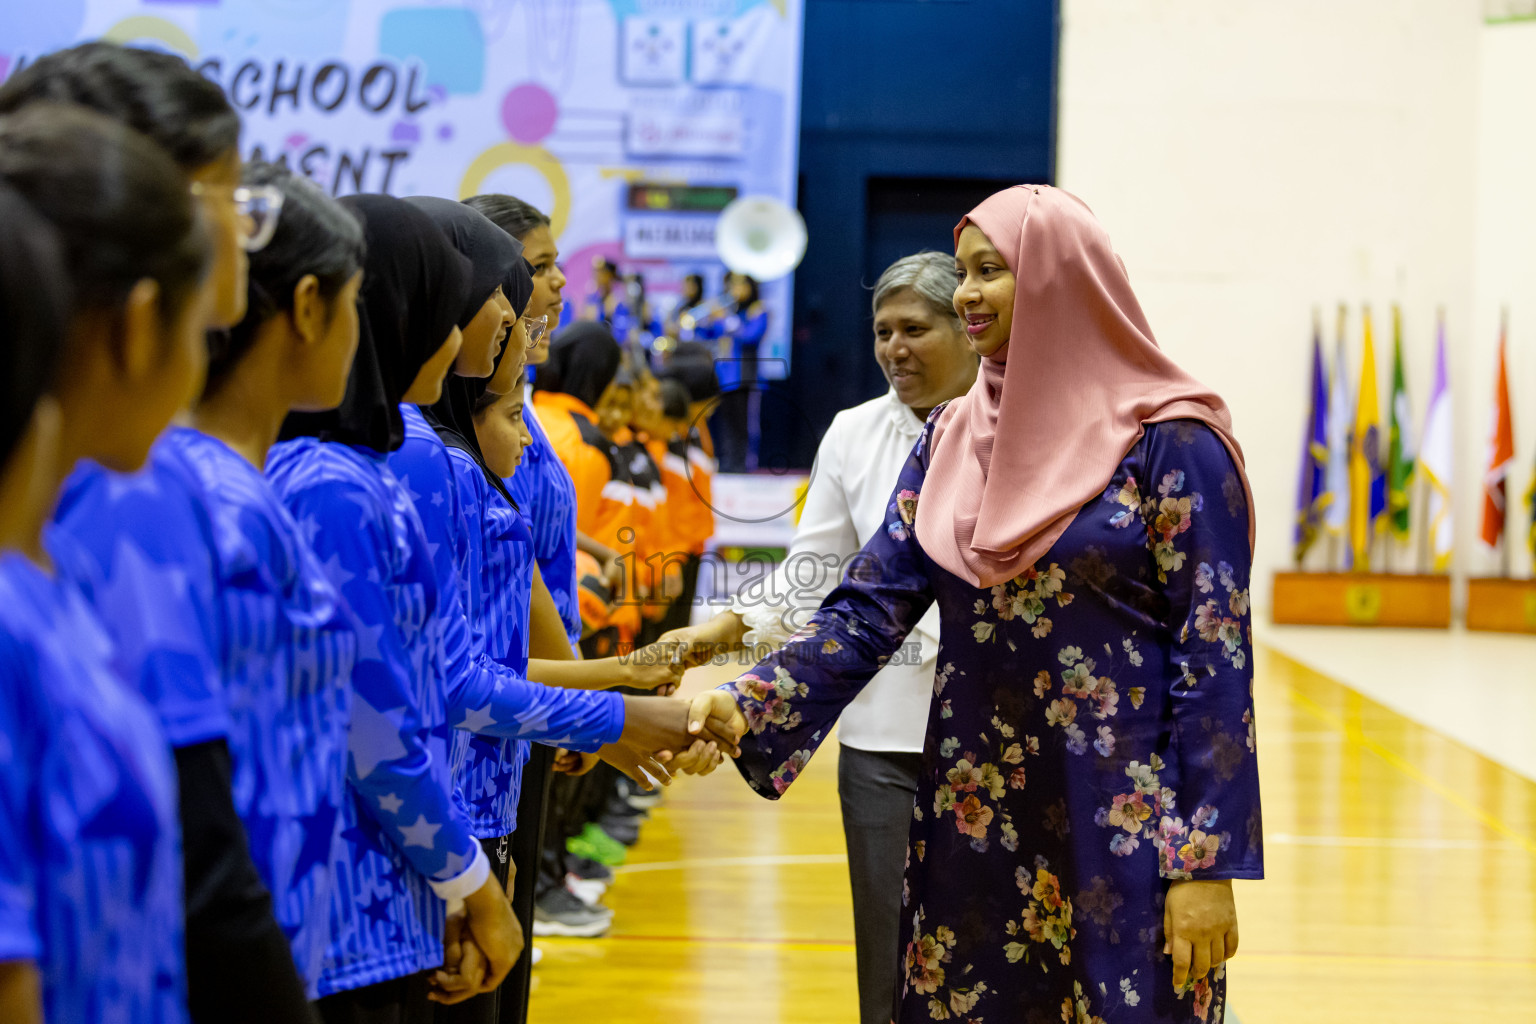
[462,193,550,242]
[207,160,365,396]
[0,103,209,339]
[0,42,240,170]
[0,184,69,466]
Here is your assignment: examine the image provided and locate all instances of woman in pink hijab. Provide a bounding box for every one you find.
[695,185,1262,1023]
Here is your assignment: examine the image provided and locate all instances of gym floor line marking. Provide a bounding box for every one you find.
[614,853,849,874]
[1281,680,1536,855]
[1266,832,1527,850]
[539,933,1536,968]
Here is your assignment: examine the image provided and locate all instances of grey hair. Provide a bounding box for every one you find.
[871,250,962,326]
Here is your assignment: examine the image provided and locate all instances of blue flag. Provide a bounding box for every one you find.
[1294,317,1330,564]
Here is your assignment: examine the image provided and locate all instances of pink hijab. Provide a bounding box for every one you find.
[914,185,1255,590]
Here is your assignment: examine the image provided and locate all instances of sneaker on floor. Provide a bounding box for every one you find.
[602,793,649,820]
[566,822,627,866]
[619,777,664,810]
[595,814,642,847]
[533,887,614,938]
[567,855,614,884]
[566,874,608,907]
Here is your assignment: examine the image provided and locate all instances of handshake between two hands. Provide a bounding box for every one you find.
[429,632,752,1004]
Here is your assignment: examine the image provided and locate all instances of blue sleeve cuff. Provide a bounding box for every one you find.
[598,692,625,748]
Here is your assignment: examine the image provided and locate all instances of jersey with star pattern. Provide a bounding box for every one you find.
[0,553,186,1024]
[265,436,481,996]
[48,448,229,750]
[508,398,582,649]
[391,406,623,838]
[158,427,357,995]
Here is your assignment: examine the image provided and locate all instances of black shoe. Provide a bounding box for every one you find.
[567,855,615,883]
[533,887,613,938]
[596,814,641,847]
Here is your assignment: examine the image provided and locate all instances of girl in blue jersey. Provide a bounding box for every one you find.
[711,272,769,473]
[0,106,206,1024]
[2,43,325,1023]
[155,161,368,996]
[267,194,519,1020]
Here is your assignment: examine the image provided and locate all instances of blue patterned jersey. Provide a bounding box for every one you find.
[48,450,229,749]
[509,396,582,649]
[0,554,185,1024]
[158,427,356,995]
[390,407,624,837]
[266,437,481,997]
[445,446,534,837]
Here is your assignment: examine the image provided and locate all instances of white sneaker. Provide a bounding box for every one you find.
[566,875,609,908]
[531,945,544,967]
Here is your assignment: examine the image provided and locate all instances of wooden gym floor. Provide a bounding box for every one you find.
[529,644,1536,1022]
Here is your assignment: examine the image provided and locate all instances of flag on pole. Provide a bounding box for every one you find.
[1481,310,1515,554]
[1418,312,1454,572]
[1386,304,1417,541]
[1293,311,1329,564]
[1526,457,1536,563]
[1323,306,1353,557]
[1349,306,1387,570]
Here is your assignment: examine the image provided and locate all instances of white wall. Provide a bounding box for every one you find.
[1470,19,1536,581]
[1056,0,1498,607]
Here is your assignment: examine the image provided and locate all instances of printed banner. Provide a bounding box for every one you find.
[0,0,804,375]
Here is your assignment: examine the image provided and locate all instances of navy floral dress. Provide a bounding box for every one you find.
[722,416,1262,1024]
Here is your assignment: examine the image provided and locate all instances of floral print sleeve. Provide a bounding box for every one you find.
[722,413,941,799]
[1143,422,1262,882]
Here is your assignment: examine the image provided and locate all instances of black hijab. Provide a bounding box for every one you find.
[402,196,523,327]
[536,321,622,411]
[279,194,472,452]
[420,205,537,502]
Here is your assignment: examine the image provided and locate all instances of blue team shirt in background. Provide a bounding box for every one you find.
[266,437,481,996]
[0,553,186,1024]
[510,395,582,650]
[390,406,623,839]
[159,427,357,995]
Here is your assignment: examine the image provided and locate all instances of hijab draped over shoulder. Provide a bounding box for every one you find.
[279,193,472,453]
[416,198,537,497]
[914,185,1255,589]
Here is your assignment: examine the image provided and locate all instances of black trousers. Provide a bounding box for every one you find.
[654,555,701,636]
[498,745,553,1024]
[315,972,435,1024]
[837,744,923,1024]
[430,835,514,1024]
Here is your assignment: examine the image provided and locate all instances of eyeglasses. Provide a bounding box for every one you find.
[522,314,549,347]
[190,182,286,253]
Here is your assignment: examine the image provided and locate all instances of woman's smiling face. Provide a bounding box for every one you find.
[953,224,1015,359]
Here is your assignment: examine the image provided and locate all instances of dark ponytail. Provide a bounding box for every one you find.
[0,103,209,338]
[0,184,69,465]
[462,193,551,242]
[0,42,240,171]
[206,160,365,395]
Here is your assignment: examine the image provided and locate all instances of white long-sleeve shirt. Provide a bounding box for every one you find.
[731,389,938,753]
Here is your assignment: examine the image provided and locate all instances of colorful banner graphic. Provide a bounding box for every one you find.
[1,0,804,376]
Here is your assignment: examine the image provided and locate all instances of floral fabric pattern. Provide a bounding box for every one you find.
[723,419,1262,1023]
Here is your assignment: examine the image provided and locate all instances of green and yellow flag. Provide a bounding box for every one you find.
[1386,305,1416,540]
[1349,307,1386,570]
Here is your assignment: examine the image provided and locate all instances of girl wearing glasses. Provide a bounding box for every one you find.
[0,46,326,1022]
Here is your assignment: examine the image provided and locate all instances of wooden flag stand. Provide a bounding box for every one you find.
[1465,578,1536,634]
[1272,570,1452,628]
[1465,533,1536,635]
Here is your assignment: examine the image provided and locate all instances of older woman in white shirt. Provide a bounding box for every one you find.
[666,251,977,1024]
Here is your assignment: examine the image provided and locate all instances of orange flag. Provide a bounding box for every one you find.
[1480,313,1515,550]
